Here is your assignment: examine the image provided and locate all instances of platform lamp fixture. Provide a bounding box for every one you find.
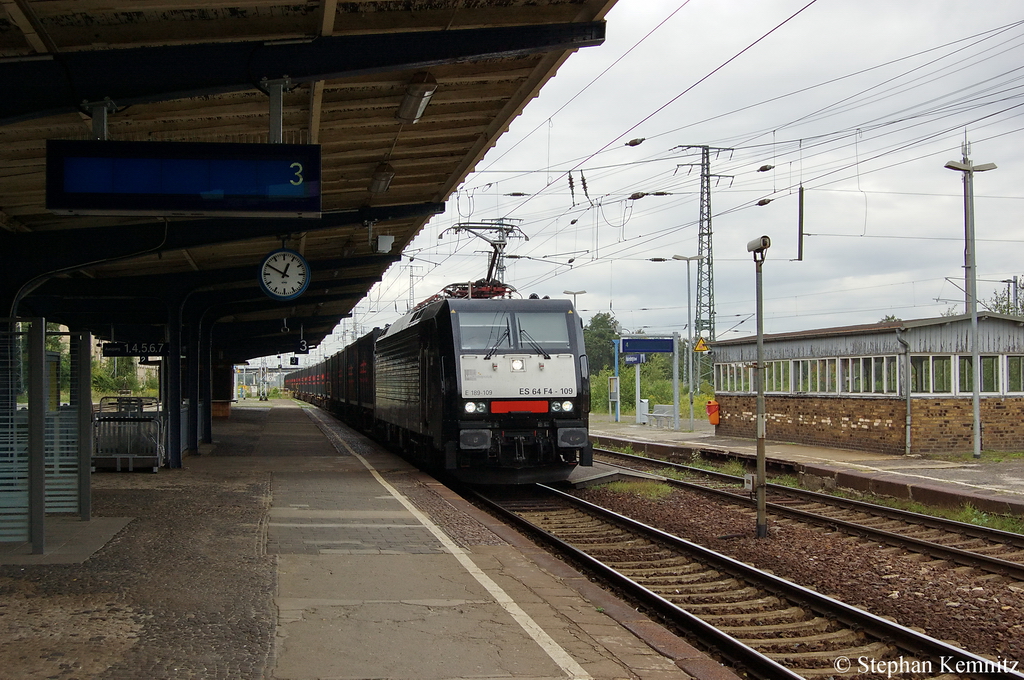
[944,143,996,460]
[563,290,586,308]
[396,72,438,124]
[747,235,771,539]
[369,162,395,194]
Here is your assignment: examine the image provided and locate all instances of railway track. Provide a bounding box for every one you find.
[473,484,1023,680]
[594,447,1024,581]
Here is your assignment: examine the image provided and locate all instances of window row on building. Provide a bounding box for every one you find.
[715,354,1024,396]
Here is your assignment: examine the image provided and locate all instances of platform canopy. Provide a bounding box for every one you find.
[0,0,612,363]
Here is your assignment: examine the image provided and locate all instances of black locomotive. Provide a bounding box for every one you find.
[286,294,593,483]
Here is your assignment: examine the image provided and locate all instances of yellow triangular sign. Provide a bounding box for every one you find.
[693,337,709,352]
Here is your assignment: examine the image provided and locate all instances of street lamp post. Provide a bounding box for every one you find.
[563,290,586,309]
[945,144,996,460]
[747,235,771,538]
[673,255,701,431]
[1001,277,1019,315]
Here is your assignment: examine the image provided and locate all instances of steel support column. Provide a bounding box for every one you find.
[28,319,45,553]
[166,302,183,468]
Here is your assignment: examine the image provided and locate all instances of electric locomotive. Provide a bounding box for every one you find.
[286,292,593,484]
[375,295,592,483]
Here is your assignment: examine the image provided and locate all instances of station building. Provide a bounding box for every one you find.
[710,313,1024,455]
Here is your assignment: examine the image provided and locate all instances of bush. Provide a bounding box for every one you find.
[590,365,713,418]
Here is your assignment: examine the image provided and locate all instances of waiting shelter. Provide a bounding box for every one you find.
[710,313,1024,455]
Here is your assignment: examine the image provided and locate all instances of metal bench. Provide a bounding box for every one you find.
[650,404,674,428]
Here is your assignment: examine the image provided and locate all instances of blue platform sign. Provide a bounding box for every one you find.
[46,139,321,218]
[620,337,674,354]
[624,354,646,365]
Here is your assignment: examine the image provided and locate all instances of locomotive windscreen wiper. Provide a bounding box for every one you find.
[519,329,551,360]
[483,321,511,360]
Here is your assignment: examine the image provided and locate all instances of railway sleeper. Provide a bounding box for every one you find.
[637,569,725,585]
[618,565,713,578]
[961,543,1022,557]
[587,548,676,562]
[765,640,894,664]
[659,581,765,602]
[616,558,705,571]
[858,519,913,531]
[532,521,619,532]
[576,538,657,550]
[563,529,635,541]
[737,626,866,651]
[647,577,741,594]
[547,523,634,534]
[902,528,955,541]
[932,537,993,549]
[517,513,595,524]
[672,595,785,613]
[699,605,807,625]
[718,615,832,637]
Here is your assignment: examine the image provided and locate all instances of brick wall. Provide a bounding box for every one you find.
[715,394,1024,455]
[911,397,1024,453]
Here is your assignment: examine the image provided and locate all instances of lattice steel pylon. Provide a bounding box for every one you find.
[681,146,731,388]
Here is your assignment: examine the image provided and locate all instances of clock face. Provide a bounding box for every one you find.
[259,249,310,301]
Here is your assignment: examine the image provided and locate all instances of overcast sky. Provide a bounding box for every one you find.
[328,0,1024,354]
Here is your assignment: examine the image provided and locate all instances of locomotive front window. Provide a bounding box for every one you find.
[516,313,571,350]
[459,312,512,350]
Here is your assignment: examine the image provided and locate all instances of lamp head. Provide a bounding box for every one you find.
[369,163,395,194]
[746,235,771,253]
[395,72,437,124]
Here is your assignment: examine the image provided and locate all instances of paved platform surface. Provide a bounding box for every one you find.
[590,413,1024,515]
[0,400,734,680]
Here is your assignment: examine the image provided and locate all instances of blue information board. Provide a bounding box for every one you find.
[620,337,674,354]
[46,139,321,217]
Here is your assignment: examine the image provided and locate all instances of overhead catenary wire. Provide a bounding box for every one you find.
[356,8,1024,340]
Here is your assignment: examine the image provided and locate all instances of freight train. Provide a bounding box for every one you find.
[285,291,593,484]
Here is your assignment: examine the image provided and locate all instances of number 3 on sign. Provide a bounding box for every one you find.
[290,162,304,186]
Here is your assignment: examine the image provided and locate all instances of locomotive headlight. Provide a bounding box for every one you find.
[464,401,487,414]
[510,358,526,372]
[550,402,562,412]
[561,401,574,412]
[464,401,477,413]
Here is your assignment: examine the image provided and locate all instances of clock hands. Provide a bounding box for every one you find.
[266,261,292,278]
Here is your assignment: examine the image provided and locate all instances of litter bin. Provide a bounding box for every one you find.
[706,399,720,425]
[637,398,649,425]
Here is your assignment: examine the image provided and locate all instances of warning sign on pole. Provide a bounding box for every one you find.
[693,337,709,352]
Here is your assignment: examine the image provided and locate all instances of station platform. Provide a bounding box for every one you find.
[0,400,736,680]
[589,413,1024,517]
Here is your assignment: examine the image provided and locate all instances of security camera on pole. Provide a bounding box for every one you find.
[747,235,771,538]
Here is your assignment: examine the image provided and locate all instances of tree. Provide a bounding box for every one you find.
[92,356,141,394]
[879,315,902,323]
[984,276,1023,316]
[582,312,619,373]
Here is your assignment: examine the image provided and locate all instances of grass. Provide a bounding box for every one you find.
[924,450,1024,464]
[831,490,1024,534]
[720,460,750,477]
[599,447,1024,535]
[653,466,700,482]
[597,479,675,500]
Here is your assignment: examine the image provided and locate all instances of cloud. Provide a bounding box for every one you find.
[351,0,1024,345]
